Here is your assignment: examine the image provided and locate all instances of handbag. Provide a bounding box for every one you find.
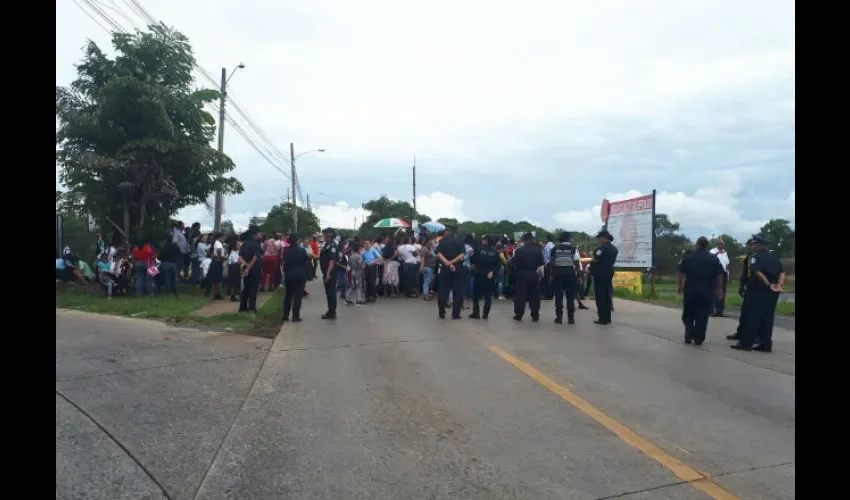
[146,256,159,277]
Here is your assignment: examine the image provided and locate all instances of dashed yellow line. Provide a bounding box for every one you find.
[487,345,738,500]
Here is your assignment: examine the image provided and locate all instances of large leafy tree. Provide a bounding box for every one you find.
[653,213,691,277]
[56,24,243,243]
[254,202,320,236]
[759,218,795,258]
[358,196,431,236]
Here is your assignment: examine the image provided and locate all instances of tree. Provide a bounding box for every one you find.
[358,196,431,236]
[258,202,320,236]
[56,24,244,243]
[759,218,795,258]
[653,214,691,277]
[221,220,235,236]
[437,217,459,226]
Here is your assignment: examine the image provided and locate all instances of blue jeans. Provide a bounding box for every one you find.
[337,269,347,295]
[160,262,178,295]
[422,267,434,296]
[134,262,153,296]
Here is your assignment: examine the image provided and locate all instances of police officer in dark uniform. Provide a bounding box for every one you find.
[435,225,465,319]
[591,230,618,325]
[726,238,754,343]
[319,227,340,320]
[548,231,581,325]
[469,234,501,319]
[676,237,725,345]
[511,232,544,322]
[731,235,785,352]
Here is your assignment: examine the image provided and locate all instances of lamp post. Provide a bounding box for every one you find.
[213,63,246,232]
[290,145,325,233]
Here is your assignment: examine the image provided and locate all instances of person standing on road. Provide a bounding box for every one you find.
[709,240,731,317]
[319,227,340,320]
[361,239,382,302]
[731,235,785,352]
[511,232,545,322]
[676,237,725,346]
[435,224,466,319]
[591,230,618,325]
[548,231,581,325]
[239,227,263,313]
[281,233,309,323]
[469,234,501,319]
[727,238,755,343]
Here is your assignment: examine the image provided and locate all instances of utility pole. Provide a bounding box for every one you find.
[286,188,290,205]
[291,142,298,233]
[213,67,227,232]
[412,153,417,213]
[306,194,311,212]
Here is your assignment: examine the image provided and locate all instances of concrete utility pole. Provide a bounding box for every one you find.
[213,68,227,232]
[412,154,417,213]
[291,142,298,233]
[307,194,311,212]
[213,63,245,232]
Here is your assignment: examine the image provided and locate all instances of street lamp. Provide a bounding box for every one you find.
[213,62,246,232]
[290,144,325,233]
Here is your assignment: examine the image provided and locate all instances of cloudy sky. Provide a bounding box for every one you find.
[57,0,795,240]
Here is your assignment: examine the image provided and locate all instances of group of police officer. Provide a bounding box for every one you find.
[315,224,783,353]
[433,225,618,325]
[676,234,785,352]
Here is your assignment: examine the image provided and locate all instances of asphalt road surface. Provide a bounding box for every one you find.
[56,285,795,500]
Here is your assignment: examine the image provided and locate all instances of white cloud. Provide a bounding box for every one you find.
[57,0,794,235]
[553,172,793,237]
[314,201,369,230]
[415,192,469,222]
[175,204,256,233]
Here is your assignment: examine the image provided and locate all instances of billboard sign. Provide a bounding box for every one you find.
[604,193,655,268]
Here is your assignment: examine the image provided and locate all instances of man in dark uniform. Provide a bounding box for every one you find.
[591,230,618,325]
[511,232,544,322]
[319,227,340,320]
[469,234,501,319]
[238,226,264,313]
[435,225,465,319]
[726,238,754,342]
[731,235,785,352]
[548,231,581,325]
[676,237,725,345]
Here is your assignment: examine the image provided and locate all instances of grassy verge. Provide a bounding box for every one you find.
[56,283,284,335]
[614,286,795,316]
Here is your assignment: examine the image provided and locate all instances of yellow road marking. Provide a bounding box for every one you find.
[487,345,738,500]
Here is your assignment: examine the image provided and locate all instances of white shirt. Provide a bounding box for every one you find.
[228,249,240,264]
[195,241,209,259]
[212,240,224,258]
[710,248,730,273]
[398,244,418,264]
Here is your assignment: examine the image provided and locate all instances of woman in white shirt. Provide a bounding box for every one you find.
[225,240,242,301]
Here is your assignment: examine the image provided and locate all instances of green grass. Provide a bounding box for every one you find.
[613,286,795,316]
[56,282,285,334]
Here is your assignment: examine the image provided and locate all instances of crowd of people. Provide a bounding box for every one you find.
[56,219,787,354]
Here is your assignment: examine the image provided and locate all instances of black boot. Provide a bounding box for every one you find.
[321,311,336,320]
[554,316,563,324]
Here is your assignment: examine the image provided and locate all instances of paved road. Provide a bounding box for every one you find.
[56,285,795,500]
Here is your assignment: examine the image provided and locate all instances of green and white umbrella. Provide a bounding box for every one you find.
[373,217,410,229]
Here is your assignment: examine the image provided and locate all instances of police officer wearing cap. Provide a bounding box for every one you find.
[676,237,725,346]
[511,232,545,322]
[591,230,618,325]
[548,231,581,325]
[731,235,785,352]
[727,238,755,343]
[469,234,501,319]
[435,224,465,319]
[319,227,341,320]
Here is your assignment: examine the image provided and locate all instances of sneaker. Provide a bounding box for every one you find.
[345,300,354,306]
